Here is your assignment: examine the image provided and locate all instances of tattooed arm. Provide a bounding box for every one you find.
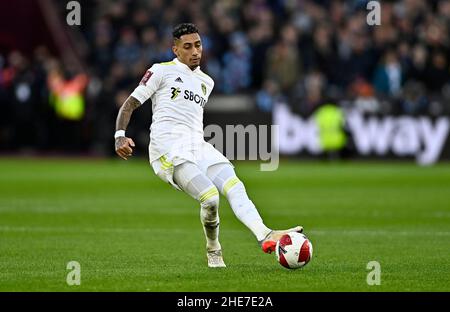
[114,96,141,160]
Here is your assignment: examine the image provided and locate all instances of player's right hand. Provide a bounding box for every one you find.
[115,137,135,160]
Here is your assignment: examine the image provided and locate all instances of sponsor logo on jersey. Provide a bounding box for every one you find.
[171,87,181,100]
[184,89,206,107]
[169,87,207,107]
[175,77,183,83]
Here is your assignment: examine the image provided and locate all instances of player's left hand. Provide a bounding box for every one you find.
[115,137,135,160]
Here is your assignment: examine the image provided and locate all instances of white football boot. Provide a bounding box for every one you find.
[207,250,226,268]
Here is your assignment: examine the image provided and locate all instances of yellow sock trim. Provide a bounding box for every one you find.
[199,187,219,203]
[223,177,240,196]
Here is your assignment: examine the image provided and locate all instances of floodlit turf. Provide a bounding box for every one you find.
[0,158,449,291]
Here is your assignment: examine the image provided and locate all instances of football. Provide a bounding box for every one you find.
[275,232,313,269]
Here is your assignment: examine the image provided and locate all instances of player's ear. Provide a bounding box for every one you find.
[172,39,179,57]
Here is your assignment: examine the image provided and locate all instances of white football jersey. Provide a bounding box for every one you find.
[130,57,215,163]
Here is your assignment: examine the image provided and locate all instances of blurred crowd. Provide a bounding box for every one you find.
[1,0,450,153]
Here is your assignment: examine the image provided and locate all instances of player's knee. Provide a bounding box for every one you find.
[199,186,219,211]
[201,196,219,215]
[200,188,219,224]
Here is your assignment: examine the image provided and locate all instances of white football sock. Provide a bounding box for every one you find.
[225,181,271,241]
[207,163,272,241]
[174,162,222,251]
[199,186,222,251]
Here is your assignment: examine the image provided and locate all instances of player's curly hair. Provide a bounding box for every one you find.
[172,23,199,39]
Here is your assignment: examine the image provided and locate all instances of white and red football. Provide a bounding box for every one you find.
[275,232,313,269]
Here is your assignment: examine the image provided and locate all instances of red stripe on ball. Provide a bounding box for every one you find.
[298,240,311,263]
[279,252,291,269]
[279,234,292,247]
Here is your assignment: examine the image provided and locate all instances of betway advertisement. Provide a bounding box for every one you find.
[274,104,450,165]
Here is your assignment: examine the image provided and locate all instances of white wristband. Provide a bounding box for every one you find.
[114,130,126,139]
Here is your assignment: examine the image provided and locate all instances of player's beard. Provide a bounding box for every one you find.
[190,57,200,68]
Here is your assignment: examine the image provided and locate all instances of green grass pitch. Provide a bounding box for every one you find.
[0,158,449,291]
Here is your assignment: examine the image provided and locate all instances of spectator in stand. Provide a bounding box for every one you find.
[400,80,429,115]
[264,24,302,94]
[256,79,283,112]
[373,49,404,97]
[424,50,450,94]
[290,70,327,116]
[221,32,252,94]
[114,27,141,66]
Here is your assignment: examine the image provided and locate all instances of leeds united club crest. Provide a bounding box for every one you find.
[201,83,207,96]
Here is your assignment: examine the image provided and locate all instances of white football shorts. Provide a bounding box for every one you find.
[150,141,231,191]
